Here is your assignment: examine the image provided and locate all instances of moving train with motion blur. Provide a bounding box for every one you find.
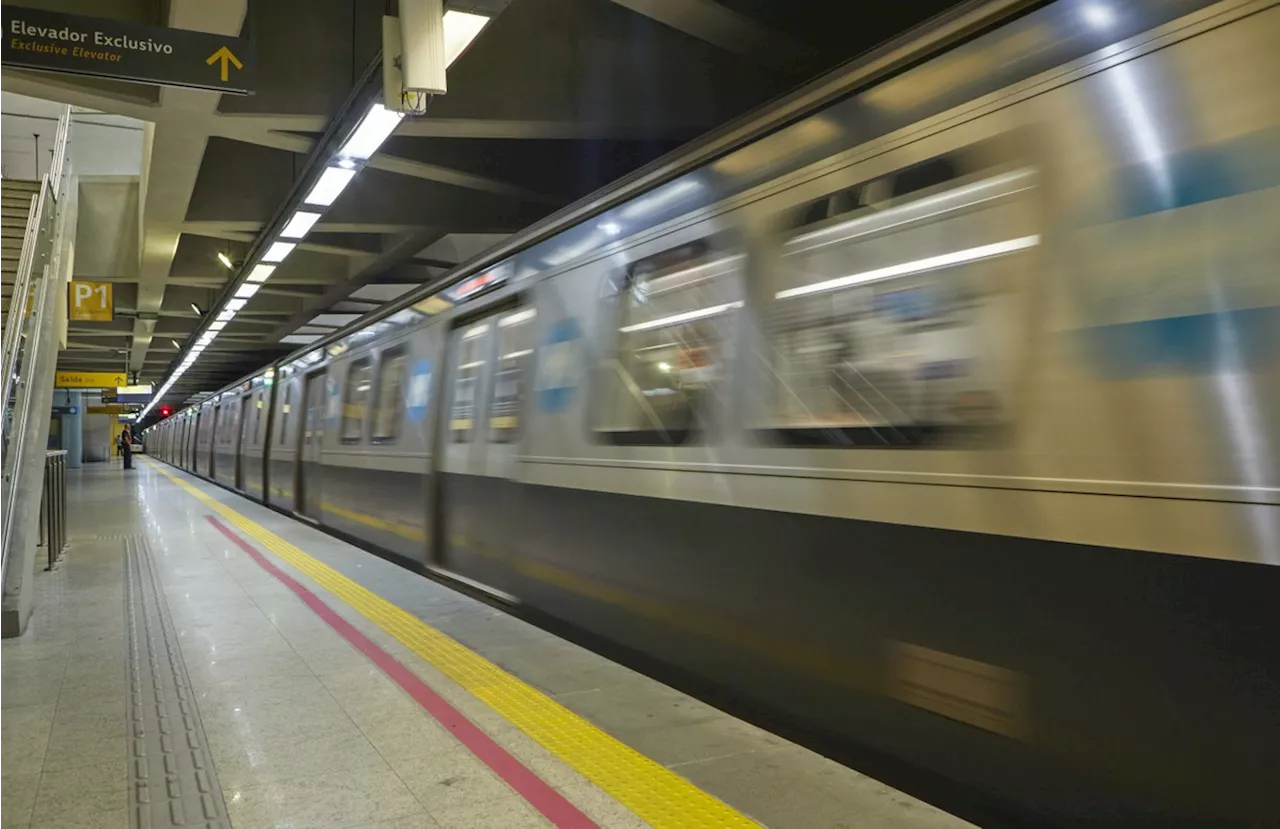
[147,0,1280,824]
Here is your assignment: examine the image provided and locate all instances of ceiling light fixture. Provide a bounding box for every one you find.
[304,166,357,207]
[338,104,404,161]
[443,10,489,66]
[246,264,275,283]
[261,241,296,263]
[146,9,503,425]
[279,210,322,240]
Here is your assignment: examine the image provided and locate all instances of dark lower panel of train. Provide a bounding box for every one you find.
[439,473,1277,829]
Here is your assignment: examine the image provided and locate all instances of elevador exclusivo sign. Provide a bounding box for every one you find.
[10,18,177,56]
[1,5,255,93]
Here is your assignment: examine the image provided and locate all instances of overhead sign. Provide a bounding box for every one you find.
[68,281,112,322]
[2,6,255,94]
[116,384,153,404]
[56,371,126,389]
[87,404,135,415]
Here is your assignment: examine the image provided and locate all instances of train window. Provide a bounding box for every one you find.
[489,307,536,443]
[759,141,1035,446]
[371,348,407,443]
[449,322,489,443]
[252,392,264,445]
[341,359,373,443]
[278,386,292,445]
[595,240,743,445]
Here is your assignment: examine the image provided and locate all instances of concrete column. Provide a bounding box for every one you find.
[65,390,83,468]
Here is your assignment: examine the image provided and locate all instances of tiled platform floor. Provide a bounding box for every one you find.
[1,460,974,829]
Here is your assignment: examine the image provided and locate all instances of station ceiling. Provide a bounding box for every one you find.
[2,0,962,406]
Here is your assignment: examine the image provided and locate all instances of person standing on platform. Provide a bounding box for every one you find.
[120,427,133,470]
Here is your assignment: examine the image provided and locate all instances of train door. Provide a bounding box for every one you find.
[437,304,536,591]
[209,406,221,478]
[235,395,249,490]
[296,370,326,521]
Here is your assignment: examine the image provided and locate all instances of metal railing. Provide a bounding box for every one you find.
[1,104,73,592]
[38,451,68,570]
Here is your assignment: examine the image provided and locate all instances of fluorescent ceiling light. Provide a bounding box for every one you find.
[338,104,403,161]
[280,334,322,345]
[305,167,357,207]
[208,320,226,331]
[216,309,236,322]
[261,241,296,263]
[443,10,489,66]
[776,235,1041,300]
[246,264,275,283]
[279,210,322,240]
[190,303,202,315]
[619,301,743,334]
[170,339,181,349]
[234,283,259,299]
[226,298,247,312]
[217,252,234,269]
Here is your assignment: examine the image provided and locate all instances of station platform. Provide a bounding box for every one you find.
[1,460,975,829]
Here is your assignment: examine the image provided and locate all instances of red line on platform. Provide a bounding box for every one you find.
[204,514,598,829]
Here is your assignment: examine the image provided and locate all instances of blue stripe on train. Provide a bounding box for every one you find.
[1091,126,1280,222]
[1071,127,1280,376]
[1078,306,1280,379]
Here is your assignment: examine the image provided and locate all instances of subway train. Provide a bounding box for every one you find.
[147,0,1280,825]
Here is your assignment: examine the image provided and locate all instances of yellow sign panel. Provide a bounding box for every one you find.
[87,405,134,416]
[55,371,127,389]
[68,281,113,322]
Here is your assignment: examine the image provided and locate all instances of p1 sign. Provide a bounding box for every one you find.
[69,281,112,321]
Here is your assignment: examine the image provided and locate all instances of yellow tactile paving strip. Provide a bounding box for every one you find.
[149,461,760,829]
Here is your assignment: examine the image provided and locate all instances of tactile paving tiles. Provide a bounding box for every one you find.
[153,461,761,829]
[124,535,232,829]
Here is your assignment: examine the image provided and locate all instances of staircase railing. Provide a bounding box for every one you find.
[1,105,73,595]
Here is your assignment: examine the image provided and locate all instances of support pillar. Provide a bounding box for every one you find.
[65,390,82,468]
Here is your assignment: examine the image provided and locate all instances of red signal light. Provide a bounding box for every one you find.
[160,406,172,417]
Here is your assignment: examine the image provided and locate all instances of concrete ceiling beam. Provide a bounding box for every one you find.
[607,0,811,71]
[394,117,703,140]
[268,227,446,341]
[208,127,565,203]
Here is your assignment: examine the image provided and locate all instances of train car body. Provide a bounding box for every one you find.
[146,1,1280,824]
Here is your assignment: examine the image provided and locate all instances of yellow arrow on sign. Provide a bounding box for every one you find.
[206,45,243,82]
